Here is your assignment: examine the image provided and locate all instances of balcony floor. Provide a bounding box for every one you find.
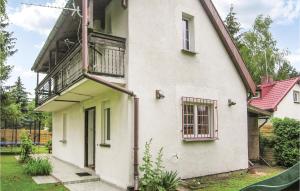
[36,77,126,112]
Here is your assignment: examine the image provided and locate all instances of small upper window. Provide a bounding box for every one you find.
[182,97,218,141]
[293,91,300,103]
[182,13,195,52]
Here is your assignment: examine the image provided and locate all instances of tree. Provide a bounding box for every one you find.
[238,15,298,83]
[0,0,16,82]
[276,61,300,80]
[11,77,28,113]
[224,4,242,48]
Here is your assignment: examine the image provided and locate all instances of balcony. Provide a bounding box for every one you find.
[36,32,126,106]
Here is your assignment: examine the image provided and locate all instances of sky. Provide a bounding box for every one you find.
[5,0,300,97]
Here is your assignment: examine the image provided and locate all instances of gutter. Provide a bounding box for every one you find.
[81,1,139,190]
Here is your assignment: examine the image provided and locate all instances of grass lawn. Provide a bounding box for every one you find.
[0,155,68,191]
[193,166,285,191]
[0,145,48,155]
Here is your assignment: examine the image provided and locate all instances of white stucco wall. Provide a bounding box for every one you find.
[273,83,300,120]
[127,0,249,178]
[52,90,133,189]
[52,104,85,168]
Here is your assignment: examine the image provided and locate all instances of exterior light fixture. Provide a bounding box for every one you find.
[155,90,165,99]
[228,99,236,107]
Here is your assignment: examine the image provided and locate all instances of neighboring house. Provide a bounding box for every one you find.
[249,76,300,120]
[31,0,256,190]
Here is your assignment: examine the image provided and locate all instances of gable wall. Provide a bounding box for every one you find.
[274,83,300,120]
[127,0,249,178]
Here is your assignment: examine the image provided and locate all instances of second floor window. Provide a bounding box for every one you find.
[182,18,190,50]
[182,13,195,51]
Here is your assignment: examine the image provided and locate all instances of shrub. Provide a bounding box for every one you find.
[139,139,180,191]
[46,140,52,153]
[272,118,300,167]
[259,134,275,155]
[24,158,53,176]
[20,132,33,162]
[160,171,180,191]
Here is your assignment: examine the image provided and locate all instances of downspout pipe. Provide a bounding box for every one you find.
[81,1,139,190]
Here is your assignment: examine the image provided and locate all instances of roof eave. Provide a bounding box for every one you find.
[200,0,256,94]
[31,0,72,72]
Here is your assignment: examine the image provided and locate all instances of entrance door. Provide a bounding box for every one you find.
[85,107,96,169]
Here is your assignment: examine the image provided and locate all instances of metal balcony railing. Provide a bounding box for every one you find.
[36,32,126,106]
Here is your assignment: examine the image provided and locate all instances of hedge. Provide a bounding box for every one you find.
[272,117,300,167]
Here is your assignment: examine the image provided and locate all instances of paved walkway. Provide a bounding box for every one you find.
[27,154,124,191]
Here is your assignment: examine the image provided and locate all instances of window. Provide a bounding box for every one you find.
[101,101,111,144]
[182,97,218,141]
[182,13,195,52]
[60,113,67,143]
[293,91,300,103]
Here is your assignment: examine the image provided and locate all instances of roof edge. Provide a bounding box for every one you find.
[271,76,300,109]
[31,0,71,71]
[200,0,256,94]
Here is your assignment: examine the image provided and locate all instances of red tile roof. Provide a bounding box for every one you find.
[249,77,300,111]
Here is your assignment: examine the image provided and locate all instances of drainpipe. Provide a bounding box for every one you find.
[133,97,139,191]
[81,1,139,190]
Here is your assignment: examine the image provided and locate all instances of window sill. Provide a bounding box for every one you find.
[59,140,67,144]
[181,49,197,55]
[183,137,218,142]
[99,143,111,148]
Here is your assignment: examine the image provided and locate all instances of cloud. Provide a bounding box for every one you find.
[8,0,67,36]
[287,48,300,71]
[212,0,300,29]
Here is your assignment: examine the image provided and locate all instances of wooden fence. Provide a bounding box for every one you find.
[0,129,52,145]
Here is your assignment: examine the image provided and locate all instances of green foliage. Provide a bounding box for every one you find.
[20,132,33,162]
[46,140,52,153]
[272,118,300,167]
[24,158,53,176]
[0,0,16,82]
[223,5,242,48]
[259,134,275,155]
[139,139,180,191]
[224,9,299,84]
[10,76,28,112]
[160,171,180,191]
[1,155,67,191]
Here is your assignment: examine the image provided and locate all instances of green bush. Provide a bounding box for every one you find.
[45,140,52,153]
[259,134,275,155]
[139,139,180,191]
[272,118,300,167]
[24,158,53,176]
[20,132,33,162]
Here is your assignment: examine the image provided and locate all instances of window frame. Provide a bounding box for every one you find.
[60,113,67,143]
[182,97,218,141]
[293,91,300,103]
[182,13,195,52]
[101,101,111,145]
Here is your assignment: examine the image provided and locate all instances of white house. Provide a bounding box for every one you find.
[32,0,256,190]
[250,76,300,120]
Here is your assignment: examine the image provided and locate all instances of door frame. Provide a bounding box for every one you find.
[84,107,96,168]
